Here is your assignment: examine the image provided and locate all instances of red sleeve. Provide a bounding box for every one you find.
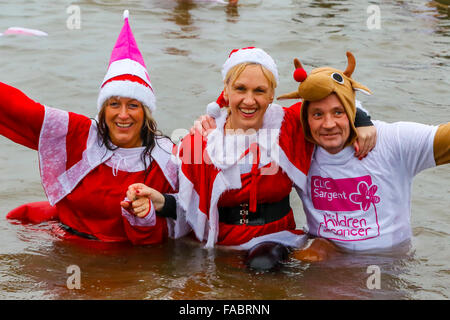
[178,132,218,216]
[0,82,45,150]
[279,102,314,175]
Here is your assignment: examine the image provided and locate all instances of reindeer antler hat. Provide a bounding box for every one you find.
[278,52,372,146]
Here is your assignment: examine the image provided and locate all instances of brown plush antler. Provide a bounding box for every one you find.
[277,91,302,100]
[294,58,303,70]
[343,51,356,77]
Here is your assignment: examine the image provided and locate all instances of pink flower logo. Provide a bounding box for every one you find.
[350,181,380,211]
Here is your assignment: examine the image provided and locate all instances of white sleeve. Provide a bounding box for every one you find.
[379,121,438,176]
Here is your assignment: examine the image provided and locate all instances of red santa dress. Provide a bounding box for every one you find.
[177,102,314,249]
[0,82,179,245]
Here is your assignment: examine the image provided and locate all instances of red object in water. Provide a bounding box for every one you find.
[7,201,58,224]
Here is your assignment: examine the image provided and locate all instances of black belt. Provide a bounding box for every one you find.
[218,196,290,226]
[60,224,99,241]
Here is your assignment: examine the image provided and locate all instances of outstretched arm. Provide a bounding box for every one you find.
[0,82,45,150]
[434,122,450,165]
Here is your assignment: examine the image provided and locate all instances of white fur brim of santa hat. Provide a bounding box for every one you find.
[97,79,156,112]
[221,47,279,83]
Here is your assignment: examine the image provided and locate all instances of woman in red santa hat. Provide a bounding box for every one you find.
[0,10,181,245]
[128,47,317,270]
[128,47,376,270]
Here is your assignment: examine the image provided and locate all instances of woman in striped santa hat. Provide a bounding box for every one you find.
[1,10,182,245]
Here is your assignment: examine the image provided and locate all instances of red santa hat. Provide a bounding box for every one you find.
[207,47,278,118]
[97,10,156,112]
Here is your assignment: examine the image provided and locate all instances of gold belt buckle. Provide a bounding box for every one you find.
[239,203,249,225]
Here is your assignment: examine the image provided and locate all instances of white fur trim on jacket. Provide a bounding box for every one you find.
[176,167,210,242]
[39,106,70,205]
[38,107,176,205]
[225,230,308,251]
[177,103,309,248]
[205,103,308,191]
[165,192,192,240]
[205,103,283,171]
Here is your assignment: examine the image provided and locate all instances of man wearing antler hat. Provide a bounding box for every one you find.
[278,52,450,256]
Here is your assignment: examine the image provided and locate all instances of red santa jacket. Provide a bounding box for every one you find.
[0,82,178,245]
[177,103,314,249]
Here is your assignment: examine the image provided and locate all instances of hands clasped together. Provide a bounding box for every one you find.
[120,183,165,218]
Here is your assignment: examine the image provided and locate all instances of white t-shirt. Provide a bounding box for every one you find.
[298,120,438,252]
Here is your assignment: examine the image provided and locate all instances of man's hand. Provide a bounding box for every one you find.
[292,238,339,262]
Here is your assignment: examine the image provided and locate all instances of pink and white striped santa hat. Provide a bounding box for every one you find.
[97,10,156,112]
[207,47,279,117]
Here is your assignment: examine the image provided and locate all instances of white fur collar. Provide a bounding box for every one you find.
[205,103,285,171]
[39,107,177,206]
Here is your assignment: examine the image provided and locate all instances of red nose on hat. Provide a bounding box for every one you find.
[293,68,307,82]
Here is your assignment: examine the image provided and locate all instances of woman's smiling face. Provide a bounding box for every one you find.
[104,96,145,148]
[223,64,274,132]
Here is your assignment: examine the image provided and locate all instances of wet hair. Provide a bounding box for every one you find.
[95,97,171,181]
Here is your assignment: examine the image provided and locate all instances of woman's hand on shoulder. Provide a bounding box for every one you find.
[354,125,377,160]
[190,114,217,137]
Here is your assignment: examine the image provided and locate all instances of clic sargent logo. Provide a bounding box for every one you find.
[311,175,381,241]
